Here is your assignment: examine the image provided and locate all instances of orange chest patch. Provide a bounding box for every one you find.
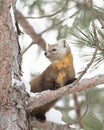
[56,72,66,86]
[52,53,73,70]
[51,53,73,86]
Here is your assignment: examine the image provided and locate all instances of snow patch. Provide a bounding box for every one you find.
[21,78,41,98]
[68,110,76,120]
[46,108,65,124]
[12,75,41,98]
[21,78,30,92]
[12,77,23,87]
[10,4,17,31]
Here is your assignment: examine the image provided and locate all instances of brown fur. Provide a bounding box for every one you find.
[30,39,75,121]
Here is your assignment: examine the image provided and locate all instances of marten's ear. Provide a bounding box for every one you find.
[58,39,69,47]
[46,44,50,50]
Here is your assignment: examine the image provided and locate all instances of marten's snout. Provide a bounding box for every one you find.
[44,52,47,56]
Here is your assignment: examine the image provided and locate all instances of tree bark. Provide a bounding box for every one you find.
[0,1,29,130]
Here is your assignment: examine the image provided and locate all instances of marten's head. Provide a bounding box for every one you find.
[44,39,71,62]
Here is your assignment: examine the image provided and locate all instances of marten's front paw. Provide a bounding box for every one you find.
[54,84,60,90]
[50,84,60,90]
[65,78,77,85]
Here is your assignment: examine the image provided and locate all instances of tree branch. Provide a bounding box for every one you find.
[26,74,104,129]
[29,117,75,130]
[25,74,104,112]
[16,10,46,51]
[73,94,83,128]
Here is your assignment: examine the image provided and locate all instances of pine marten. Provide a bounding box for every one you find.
[30,39,75,121]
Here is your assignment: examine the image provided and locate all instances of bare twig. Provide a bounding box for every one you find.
[26,0,69,19]
[69,9,81,19]
[80,90,89,120]
[21,41,34,56]
[73,47,98,85]
[92,18,99,47]
[73,94,83,128]
[40,9,81,36]
[40,18,66,35]
[40,13,78,36]
[69,90,89,126]
[97,16,104,29]
[92,15,104,51]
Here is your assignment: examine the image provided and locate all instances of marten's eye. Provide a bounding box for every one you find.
[52,48,57,52]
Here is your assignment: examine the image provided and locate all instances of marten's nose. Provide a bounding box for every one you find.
[44,52,47,56]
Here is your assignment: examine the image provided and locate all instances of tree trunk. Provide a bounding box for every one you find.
[0,1,29,130]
